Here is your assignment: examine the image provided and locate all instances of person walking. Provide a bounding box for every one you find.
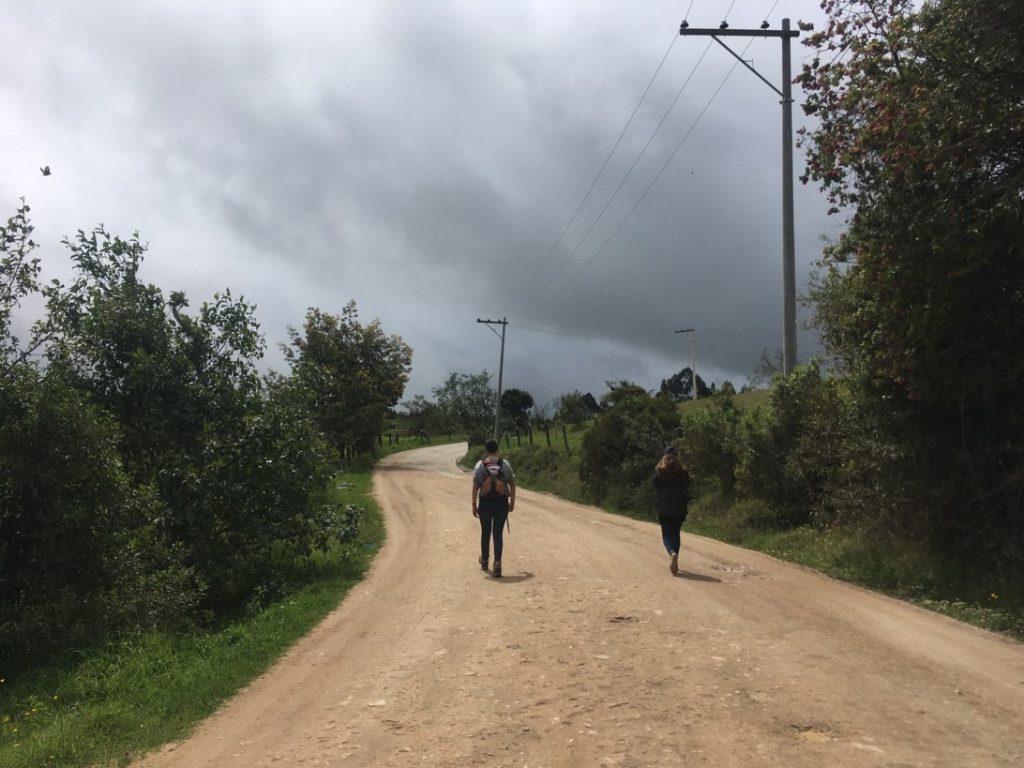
[472,438,516,578]
[653,446,690,575]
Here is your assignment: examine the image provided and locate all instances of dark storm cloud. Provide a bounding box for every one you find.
[1,1,832,407]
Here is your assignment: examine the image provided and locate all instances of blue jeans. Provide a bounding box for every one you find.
[659,516,684,555]
[478,497,509,563]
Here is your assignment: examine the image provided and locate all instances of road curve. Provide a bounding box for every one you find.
[137,443,1024,767]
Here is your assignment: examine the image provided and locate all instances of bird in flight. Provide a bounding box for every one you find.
[40,165,51,176]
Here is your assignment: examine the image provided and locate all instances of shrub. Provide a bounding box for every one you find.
[736,363,841,529]
[0,368,198,661]
[677,385,743,496]
[580,389,678,512]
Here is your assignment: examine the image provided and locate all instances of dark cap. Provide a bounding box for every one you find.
[663,445,677,455]
[485,439,499,453]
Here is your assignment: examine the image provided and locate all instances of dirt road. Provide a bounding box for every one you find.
[138,443,1024,767]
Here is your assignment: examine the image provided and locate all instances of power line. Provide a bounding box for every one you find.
[509,322,608,340]
[507,1,786,349]
[545,39,757,304]
[145,248,524,267]
[504,31,681,312]
[517,40,715,311]
[516,0,781,312]
[542,0,793,308]
[687,0,780,26]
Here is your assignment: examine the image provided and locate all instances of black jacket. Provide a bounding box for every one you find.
[653,468,690,518]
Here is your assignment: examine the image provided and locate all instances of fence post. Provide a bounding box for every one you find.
[545,426,551,448]
[528,425,533,446]
[504,434,510,449]
[562,425,570,454]
[378,433,383,447]
[516,432,521,447]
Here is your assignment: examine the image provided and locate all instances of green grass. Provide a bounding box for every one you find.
[0,436,460,768]
[677,387,771,416]
[0,575,359,768]
[684,496,1024,640]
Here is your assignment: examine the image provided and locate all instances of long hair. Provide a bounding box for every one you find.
[656,453,686,478]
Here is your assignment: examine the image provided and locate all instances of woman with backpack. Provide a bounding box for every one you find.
[471,439,516,578]
[653,446,690,575]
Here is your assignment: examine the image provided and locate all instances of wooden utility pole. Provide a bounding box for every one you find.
[679,18,800,374]
[476,317,508,439]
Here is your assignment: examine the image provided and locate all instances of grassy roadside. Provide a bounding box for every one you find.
[683,498,1024,639]
[0,437,456,768]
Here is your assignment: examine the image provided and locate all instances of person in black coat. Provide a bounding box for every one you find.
[652,446,690,575]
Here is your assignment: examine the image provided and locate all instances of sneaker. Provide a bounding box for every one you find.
[479,555,488,571]
[492,561,502,578]
[670,552,679,576]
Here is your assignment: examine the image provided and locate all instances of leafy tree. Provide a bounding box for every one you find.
[43,226,344,608]
[283,302,413,454]
[0,201,44,375]
[580,385,679,511]
[43,229,265,480]
[0,207,366,656]
[500,387,534,433]
[554,390,601,427]
[798,0,1024,572]
[0,367,198,658]
[735,363,920,535]
[658,367,710,401]
[1,209,197,658]
[736,364,844,528]
[677,384,743,495]
[600,380,649,409]
[400,394,451,437]
[432,370,494,443]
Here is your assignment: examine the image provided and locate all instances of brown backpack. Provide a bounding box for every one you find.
[480,458,508,498]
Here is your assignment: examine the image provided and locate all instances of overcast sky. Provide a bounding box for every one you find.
[1,0,838,410]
